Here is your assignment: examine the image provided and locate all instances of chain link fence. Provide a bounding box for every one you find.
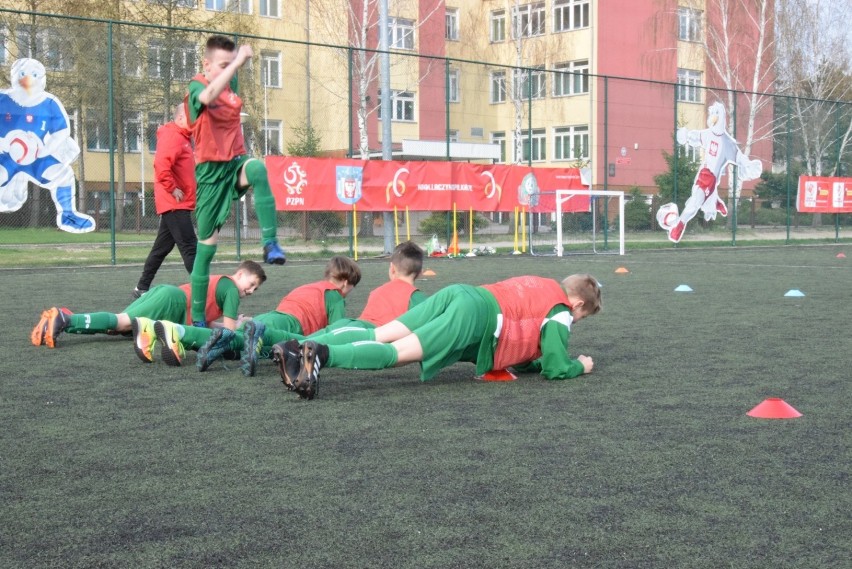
[0,8,849,267]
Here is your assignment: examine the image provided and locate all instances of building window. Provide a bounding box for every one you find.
[389,17,415,50]
[146,112,164,153]
[490,10,506,42]
[683,143,700,163]
[677,68,702,103]
[512,3,546,38]
[378,90,416,122]
[85,111,114,151]
[261,51,281,88]
[123,111,142,153]
[205,0,250,13]
[514,67,546,100]
[491,131,506,163]
[148,39,196,81]
[678,7,702,42]
[262,119,282,155]
[448,69,460,103]
[490,71,507,104]
[518,128,547,162]
[121,37,142,77]
[0,26,9,66]
[260,0,279,18]
[554,125,589,161]
[448,129,459,143]
[553,0,589,32]
[553,60,589,96]
[151,0,195,6]
[446,8,459,41]
[16,25,75,71]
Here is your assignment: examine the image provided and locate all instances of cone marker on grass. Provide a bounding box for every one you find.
[747,398,802,419]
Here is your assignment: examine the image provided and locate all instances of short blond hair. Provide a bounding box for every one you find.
[562,274,602,315]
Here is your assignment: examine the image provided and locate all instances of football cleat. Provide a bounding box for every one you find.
[240,320,266,377]
[154,320,186,367]
[294,340,329,400]
[33,307,72,348]
[271,339,302,390]
[196,328,235,372]
[263,239,287,265]
[131,317,158,363]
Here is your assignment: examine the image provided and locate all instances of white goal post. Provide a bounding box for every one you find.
[555,189,625,256]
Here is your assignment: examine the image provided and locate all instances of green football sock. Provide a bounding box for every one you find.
[311,327,374,346]
[327,341,398,370]
[67,312,118,334]
[190,242,217,322]
[245,159,277,243]
[181,325,212,351]
[264,328,306,345]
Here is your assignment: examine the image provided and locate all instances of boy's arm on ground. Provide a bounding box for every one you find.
[216,278,241,331]
[537,306,585,380]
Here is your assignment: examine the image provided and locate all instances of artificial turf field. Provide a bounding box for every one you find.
[2,246,850,569]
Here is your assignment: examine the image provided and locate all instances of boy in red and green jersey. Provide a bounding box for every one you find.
[185,35,285,328]
[276,274,602,399]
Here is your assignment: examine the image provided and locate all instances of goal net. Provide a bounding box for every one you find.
[528,189,625,256]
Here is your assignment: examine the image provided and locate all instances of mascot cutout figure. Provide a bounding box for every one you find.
[658,101,761,243]
[0,58,94,233]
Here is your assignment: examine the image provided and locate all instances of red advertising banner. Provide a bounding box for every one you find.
[797,176,852,213]
[266,156,589,213]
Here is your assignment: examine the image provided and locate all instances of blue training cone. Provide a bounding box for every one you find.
[674,284,693,292]
[784,289,805,297]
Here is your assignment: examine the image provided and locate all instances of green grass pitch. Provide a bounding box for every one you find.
[2,246,849,568]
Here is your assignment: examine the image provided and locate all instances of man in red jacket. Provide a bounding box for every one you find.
[133,103,198,298]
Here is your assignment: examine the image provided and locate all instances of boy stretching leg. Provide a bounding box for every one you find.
[187,35,285,327]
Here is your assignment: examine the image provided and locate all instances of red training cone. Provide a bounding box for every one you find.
[837,252,846,259]
[747,398,802,419]
[480,369,517,382]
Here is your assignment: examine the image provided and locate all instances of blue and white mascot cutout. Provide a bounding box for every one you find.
[0,58,94,233]
[657,101,761,243]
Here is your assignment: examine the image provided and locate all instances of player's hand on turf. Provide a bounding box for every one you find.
[235,314,251,328]
[578,355,594,374]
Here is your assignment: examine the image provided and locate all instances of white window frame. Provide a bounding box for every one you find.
[121,36,142,78]
[261,51,281,88]
[448,129,459,143]
[378,90,416,122]
[553,0,589,32]
[389,17,415,50]
[490,70,507,104]
[0,26,8,67]
[514,67,546,101]
[123,111,143,153]
[260,0,280,18]
[448,69,460,103]
[446,8,459,41]
[154,0,195,7]
[511,3,546,39]
[262,119,282,155]
[205,0,251,13]
[490,10,506,42]
[85,110,112,152]
[148,39,197,81]
[677,68,702,103]
[553,125,589,161]
[491,131,506,163]
[678,7,702,42]
[16,25,74,71]
[553,60,589,97]
[146,112,164,153]
[518,128,547,163]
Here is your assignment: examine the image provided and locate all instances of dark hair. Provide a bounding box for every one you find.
[206,35,236,54]
[390,240,424,278]
[238,259,267,284]
[324,256,362,286]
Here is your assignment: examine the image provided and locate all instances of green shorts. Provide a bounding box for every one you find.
[123,285,188,323]
[397,284,494,380]
[253,310,303,334]
[195,155,255,240]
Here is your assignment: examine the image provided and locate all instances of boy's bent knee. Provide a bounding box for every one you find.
[243,158,268,186]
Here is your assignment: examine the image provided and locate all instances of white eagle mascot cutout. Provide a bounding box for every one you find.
[658,101,762,243]
[0,58,95,233]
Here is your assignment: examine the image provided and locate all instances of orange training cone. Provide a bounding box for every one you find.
[422,269,436,277]
[747,398,802,419]
[448,233,460,255]
[615,267,630,274]
[480,369,517,382]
